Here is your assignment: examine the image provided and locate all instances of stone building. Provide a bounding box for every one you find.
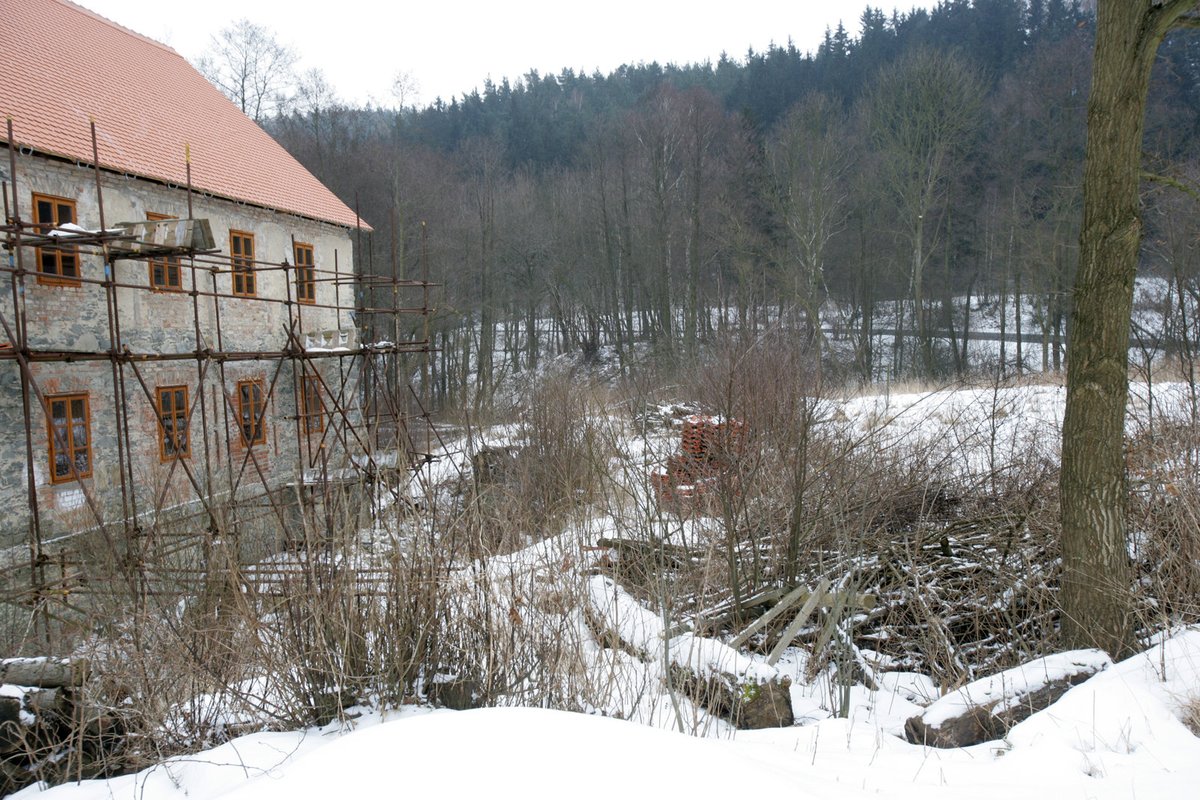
[0,0,372,551]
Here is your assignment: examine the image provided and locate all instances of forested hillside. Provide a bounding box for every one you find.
[260,0,1200,402]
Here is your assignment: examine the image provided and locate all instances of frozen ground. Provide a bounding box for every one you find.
[13,379,1200,800]
[15,627,1200,799]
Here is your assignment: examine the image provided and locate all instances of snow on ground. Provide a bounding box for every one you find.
[16,379,1200,800]
[831,380,1197,480]
[832,382,1068,475]
[588,575,780,686]
[16,629,1200,800]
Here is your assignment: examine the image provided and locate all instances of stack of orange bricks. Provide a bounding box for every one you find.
[651,415,745,507]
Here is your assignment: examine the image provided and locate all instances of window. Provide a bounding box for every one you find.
[147,213,182,290]
[230,230,255,297]
[294,242,316,304]
[48,393,92,483]
[156,385,190,460]
[32,193,79,285]
[236,379,266,446]
[301,375,324,433]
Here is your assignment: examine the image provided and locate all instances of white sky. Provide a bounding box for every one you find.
[79,1,932,108]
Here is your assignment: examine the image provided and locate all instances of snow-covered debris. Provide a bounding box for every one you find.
[19,630,1200,800]
[587,575,776,685]
[925,649,1111,724]
[586,575,792,728]
[905,649,1112,747]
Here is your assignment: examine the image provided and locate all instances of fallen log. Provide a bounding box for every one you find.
[0,658,87,688]
[904,649,1112,748]
[595,537,691,569]
[0,685,75,756]
[586,576,792,729]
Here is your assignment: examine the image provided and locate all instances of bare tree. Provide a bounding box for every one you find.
[865,49,983,376]
[678,88,731,352]
[391,70,421,113]
[460,136,505,406]
[766,93,851,344]
[293,68,339,173]
[631,86,687,346]
[197,19,297,122]
[1060,0,1199,658]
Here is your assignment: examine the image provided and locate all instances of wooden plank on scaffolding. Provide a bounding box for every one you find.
[110,218,216,255]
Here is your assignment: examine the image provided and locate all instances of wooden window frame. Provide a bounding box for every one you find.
[47,393,92,484]
[236,378,267,447]
[155,385,190,461]
[301,374,324,434]
[31,193,80,286]
[294,242,316,305]
[230,230,256,297]
[147,212,183,291]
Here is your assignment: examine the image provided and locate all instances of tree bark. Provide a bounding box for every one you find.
[1060,0,1197,658]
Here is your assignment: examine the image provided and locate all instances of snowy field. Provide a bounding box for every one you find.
[12,379,1200,800]
[15,628,1200,799]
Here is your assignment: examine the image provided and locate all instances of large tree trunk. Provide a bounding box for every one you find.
[1060,0,1196,658]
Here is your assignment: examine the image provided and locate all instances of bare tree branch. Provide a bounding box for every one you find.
[196,19,297,123]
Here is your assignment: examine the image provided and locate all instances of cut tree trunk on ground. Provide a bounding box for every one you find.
[0,686,75,755]
[585,576,793,729]
[668,663,793,730]
[904,649,1112,748]
[0,658,87,688]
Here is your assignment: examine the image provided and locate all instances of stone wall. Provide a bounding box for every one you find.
[0,154,359,548]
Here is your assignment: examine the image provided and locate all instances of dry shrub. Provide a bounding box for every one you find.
[620,336,1070,687]
[515,370,612,526]
[463,370,613,556]
[433,549,593,711]
[1127,420,1200,632]
[1183,695,1200,737]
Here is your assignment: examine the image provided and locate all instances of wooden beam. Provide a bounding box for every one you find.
[767,578,831,666]
[729,584,810,648]
[110,217,216,255]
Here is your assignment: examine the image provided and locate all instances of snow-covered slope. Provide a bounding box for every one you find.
[15,629,1200,800]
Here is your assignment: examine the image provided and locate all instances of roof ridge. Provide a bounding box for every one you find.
[57,0,182,58]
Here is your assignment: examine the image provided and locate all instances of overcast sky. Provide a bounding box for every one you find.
[80,0,932,108]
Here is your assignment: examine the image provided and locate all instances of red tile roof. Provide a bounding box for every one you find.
[0,0,364,230]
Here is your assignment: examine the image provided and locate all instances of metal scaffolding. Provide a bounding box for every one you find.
[0,119,438,648]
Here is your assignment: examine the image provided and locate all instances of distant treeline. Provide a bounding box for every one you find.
[262,0,1200,400]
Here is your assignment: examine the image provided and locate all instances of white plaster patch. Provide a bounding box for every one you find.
[55,487,84,511]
